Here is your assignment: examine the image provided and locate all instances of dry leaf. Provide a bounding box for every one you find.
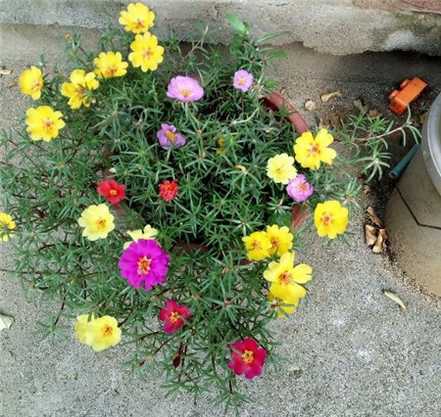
[367,206,383,228]
[368,109,381,118]
[318,118,329,129]
[365,224,378,246]
[383,290,406,311]
[372,229,387,253]
[0,313,13,332]
[372,229,386,253]
[363,185,371,195]
[321,91,342,103]
[304,99,317,112]
[0,68,12,76]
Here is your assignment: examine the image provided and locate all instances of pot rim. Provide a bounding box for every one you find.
[423,93,441,196]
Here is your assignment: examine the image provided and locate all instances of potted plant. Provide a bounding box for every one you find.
[0,3,356,410]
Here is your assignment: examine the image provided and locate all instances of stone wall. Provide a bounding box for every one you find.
[2,0,441,55]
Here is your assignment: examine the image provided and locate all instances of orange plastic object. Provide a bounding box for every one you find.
[389,77,428,115]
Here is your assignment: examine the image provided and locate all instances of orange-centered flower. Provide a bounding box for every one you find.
[137,256,152,275]
[314,200,349,239]
[165,130,176,142]
[294,129,337,170]
[169,311,181,323]
[159,300,192,334]
[242,350,254,364]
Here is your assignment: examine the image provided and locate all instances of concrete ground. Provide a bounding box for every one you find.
[1,28,441,417]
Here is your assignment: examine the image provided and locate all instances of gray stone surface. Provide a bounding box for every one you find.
[3,0,441,55]
[2,37,441,417]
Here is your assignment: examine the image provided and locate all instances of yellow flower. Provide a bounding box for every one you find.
[314,200,349,239]
[265,224,293,256]
[242,231,272,261]
[268,293,299,318]
[264,252,312,302]
[18,66,44,100]
[78,204,115,241]
[129,33,164,72]
[119,2,155,34]
[124,224,158,249]
[25,106,65,142]
[0,212,16,242]
[74,314,95,345]
[74,314,121,352]
[266,153,297,184]
[89,316,122,352]
[294,129,337,170]
[61,69,99,109]
[94,52,128,79]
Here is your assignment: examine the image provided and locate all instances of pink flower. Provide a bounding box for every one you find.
[118,239,170,290]
[233,69,253,92]
[166,76,204,102]
[228,337,266,379]
[156,123,186,149]
[286,174,314,203]
[159,300,192,334]
[97,179,126,205]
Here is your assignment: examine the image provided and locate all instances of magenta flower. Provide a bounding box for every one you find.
[156,123,186,149]
[233,69,254,92]
[166,76,204,103]
[118,239,170,291]
[286,174,314,203]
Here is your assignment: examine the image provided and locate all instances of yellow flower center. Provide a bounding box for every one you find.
[135,19,145,30]
[33,80,42,92]
[279,271,292,285]
[102,325,114,337]
[137,256,152,275]
[106,67,118,77]
[271,238,279,249]
[75,84,86,96]
[165,130,177,143]
[321,213,333,226]
[143,48,154,60]
[43,118,54,132]
[169,311,181,323]
[109,189,118,196]
[179,88,191,98]
[95,218,108,231]
[241,350,254,364]
[250,240,261,251]
[308,142,321,156]
[238,77,246,86]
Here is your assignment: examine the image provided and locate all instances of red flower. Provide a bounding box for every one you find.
[97,179,126,205]
[228,337,266,380]
[159,300,191,334]
[159,179,179,202]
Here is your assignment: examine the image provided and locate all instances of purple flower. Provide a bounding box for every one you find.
[118,239,170,291]
[166,76,204,103]
[233,69,254,92]
[286,174,314,203]
[156,123,186,149]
